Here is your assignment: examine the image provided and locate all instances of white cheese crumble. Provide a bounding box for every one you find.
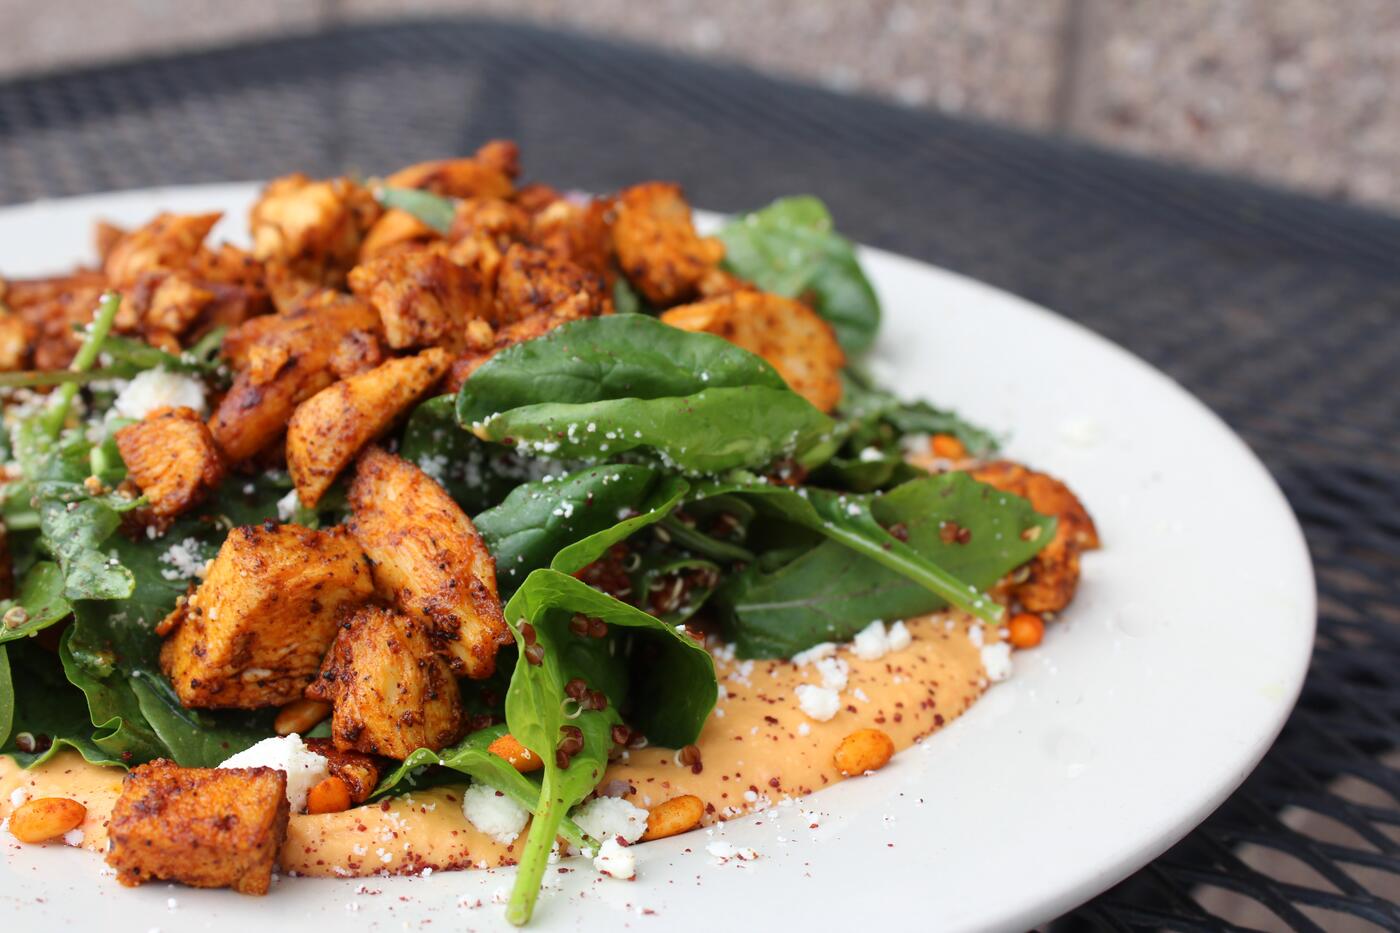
[850,620,890,660]
[63,828,84,846]
[857,446,885,462]
[790,642,836,666]
[9,787,30,807]
[592,837,636,880]
[158,538,208,581]
[794,684,841,722]
[461,784,528,845]
[968,623,985,648]
[113,369,207,420]
[706,840,758,862]
[813,656,849,691]
[887,620,912,651]
[981,642,1013,682]
[572,795,649,845]
[276,489,301,523]
[219,734,329,812]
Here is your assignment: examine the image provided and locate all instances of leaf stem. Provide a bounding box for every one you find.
[506,764,562,926]
[39,292,120,439]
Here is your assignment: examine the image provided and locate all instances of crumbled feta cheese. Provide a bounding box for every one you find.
[63,828,84,846]
[857,446,885,463]
[461,784,528,845]
[276,489,301,523]
[886,620,912,651]
[158,537,209,581]
[9,787,30,807]
[850,620,890,661]
[220,734,329,812]
[981,642,1013,682]
[706,840,758,862]
[573,795,649,845]
[794,684,841,722]
[790,642,836,666]
[814,656,848,691]
[967,623,985,648]
[113,369,206,420]
[592,837,636,880]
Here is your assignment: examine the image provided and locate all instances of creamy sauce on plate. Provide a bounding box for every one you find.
[1,613,993,876]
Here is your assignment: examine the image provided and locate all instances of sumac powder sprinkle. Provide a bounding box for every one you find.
[524,643,545,666]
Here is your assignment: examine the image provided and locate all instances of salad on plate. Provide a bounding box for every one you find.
[0,140,1097,924]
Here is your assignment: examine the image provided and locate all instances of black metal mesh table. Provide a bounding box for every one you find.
[1,19,1397,931]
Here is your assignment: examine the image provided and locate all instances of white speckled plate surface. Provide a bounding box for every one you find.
[0,185,1315,932]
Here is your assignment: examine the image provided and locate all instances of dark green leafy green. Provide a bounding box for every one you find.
[1,640,126,767]
[501,568,716,924]
[59,627,167,762]
[0,562,72,644]
[718,196,880,353]
[0,644,11,748]
[377,186,455,233]
[837,368,999,458]
[457,315,838,474]
[711,472,1055,657]
[35,483,143,600]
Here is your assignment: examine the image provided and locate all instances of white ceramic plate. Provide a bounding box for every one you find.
[0,185,1315,932]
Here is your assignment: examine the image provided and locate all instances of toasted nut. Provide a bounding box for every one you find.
[9,797,86,843]
[930,433,968,460]
[640,794,704,841]
[275,698,332,736]
[488,733,542,773]
[1007,612,1045,649]
[305,776,352,815]
[833,728,896,777]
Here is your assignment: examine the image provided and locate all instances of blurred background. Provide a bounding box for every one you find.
[2,0,1400,213]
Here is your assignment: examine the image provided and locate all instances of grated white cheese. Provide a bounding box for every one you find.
[794,684,841,722]
[113,369,207,420]
[592,837,636,880]
[219,734,329,812]
[981,642,1013,682]
[461,784,528,845]
[572,795,649,845]
[158,538,209,581]
[276,489,301,523]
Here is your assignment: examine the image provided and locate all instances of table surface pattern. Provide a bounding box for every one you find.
[0,19,1396,932]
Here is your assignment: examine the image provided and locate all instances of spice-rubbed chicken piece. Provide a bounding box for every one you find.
[159,523,374,708]
[385,140,519,197]
[303,738,382,804]
[209,293,383,463]
[106,760,289,895]
[103,211,222,287]
[305,605,465,759]
[528,196,613,282]
[970,461,1100,614]
[114,407,225,529]
[249,174,381,284]
[359,208,441,261]
[0,310,31,371]
[494,243,610,324]
[347,447,509,678]
[286,347,452,507]
[347,244,489,349]
[612,182,725,306]
[661,290,845,412]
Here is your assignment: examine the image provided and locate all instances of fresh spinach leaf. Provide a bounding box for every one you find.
[59,626,168,762]
[501,568,717,924]
[128,672,273,766]
[1,640,126,768]
[375,723,586,848]
[377,186,455,233]
[457,315,838,474]
[718,196,880,353]
[712,472,1055,657]
[0,644,12,748]
[474,465,681,593]
[837,368,999,458]
[35,482,144,600]
[0,562,72,644]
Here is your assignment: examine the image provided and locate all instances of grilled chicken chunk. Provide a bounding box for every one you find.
[385,140,518,198]
[114,406,225,529]
[209,293,383,463]
[105,760,289,896]
[305,605,465,759]
[286,347,451,506]
[347,244,489,349]
[347,447,509,678]
[612,182,725,306]
[359,208,441,261]
[970,461,1100,613]
[159,524,374,708]
[249,174,381,284]
[303,738,382,804]
[661,290,846,412]
[494,243,609,324]
[103,212,222,288]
